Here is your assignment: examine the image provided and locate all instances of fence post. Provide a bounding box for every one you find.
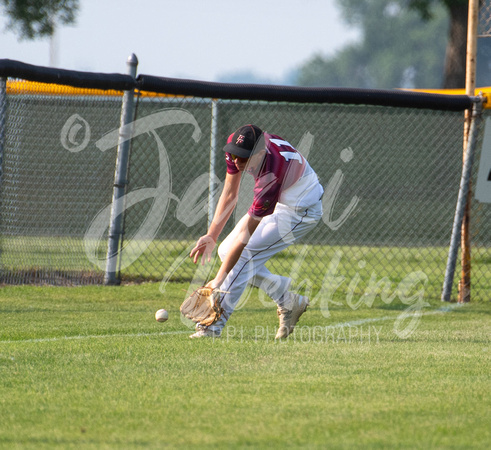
[0,77,6,278]
[459,0,480,302]
[0,77,6,190]
[441,98,483,302]
[104,54,138,285]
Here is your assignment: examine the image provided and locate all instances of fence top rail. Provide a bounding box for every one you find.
[136,74,474,112]
[0,58,481,112]
[0,59,135,92]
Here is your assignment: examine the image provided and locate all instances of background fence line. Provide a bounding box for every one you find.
[0,58,489,303]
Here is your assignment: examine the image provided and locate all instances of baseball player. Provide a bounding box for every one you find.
[189,124,324,339]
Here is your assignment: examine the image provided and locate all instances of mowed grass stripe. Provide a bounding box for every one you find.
[0,302,464,345]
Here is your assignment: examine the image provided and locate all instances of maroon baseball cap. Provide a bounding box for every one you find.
[223,124,263,158]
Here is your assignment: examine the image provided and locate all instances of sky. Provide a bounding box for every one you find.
[0,0,359,83]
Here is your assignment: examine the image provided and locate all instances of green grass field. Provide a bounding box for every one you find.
[0,281,489,449]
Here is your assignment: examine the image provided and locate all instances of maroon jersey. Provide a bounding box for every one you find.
[225,133,323,218]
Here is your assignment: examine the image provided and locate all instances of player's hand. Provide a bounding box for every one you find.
[205,279,219,290]
[190,235,216,265]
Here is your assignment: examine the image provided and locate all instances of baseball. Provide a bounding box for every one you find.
[155,309,169,322]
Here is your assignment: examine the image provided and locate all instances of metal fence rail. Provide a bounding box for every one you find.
[0,58,490,303]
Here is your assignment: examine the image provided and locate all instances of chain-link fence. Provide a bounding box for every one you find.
[0,81,122,284]
[122,96,484,302]
[0,59,490,302]
[479,0,491,37]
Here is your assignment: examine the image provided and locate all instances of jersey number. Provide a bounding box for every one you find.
[279,151,303,164]
[270,138,303,164]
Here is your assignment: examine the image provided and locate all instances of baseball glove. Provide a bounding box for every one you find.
[180,287,223,327]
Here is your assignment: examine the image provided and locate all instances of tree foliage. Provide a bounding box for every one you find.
[1,0,79,40]
[407,0,468,20]
[297,0,449,89]
[408,0,468,88]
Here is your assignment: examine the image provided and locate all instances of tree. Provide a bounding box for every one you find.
[408,0,468,88]
[296,0,449,89]
[1,0,79,40]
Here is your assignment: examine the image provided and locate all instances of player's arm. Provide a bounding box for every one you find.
[207,213,261,289]
[207,171,241,241]
[190,171,241,264]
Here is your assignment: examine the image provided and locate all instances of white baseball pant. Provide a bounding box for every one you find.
[207,201,322,333]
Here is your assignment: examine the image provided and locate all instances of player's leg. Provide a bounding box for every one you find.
[219,214,292,302]
[249,266,291,305]
[217,213,249,261]
[208,203,321,333]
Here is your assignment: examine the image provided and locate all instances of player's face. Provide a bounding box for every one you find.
[233,150,265,174]
[232,155,249,172]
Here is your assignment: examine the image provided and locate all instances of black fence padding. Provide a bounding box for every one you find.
[0,59,136,91]
[0,58,473,111]
[137,74,473,112]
